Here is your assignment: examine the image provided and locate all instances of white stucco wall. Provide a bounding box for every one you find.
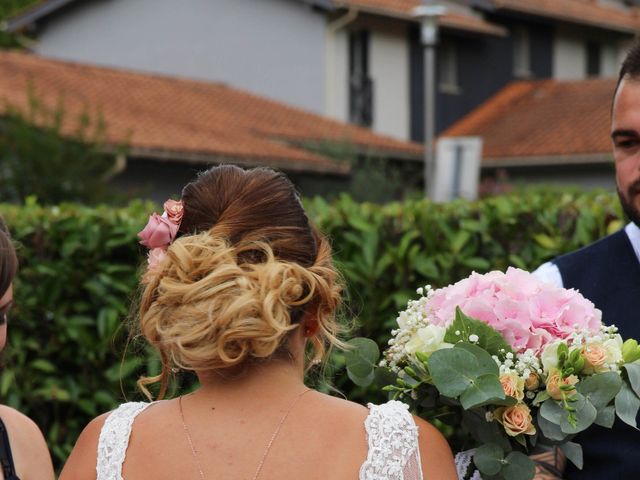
[601,44,619,78]
[369,24,410,141]
[553,26,628,80]
[553,30,586,80]
[35,0,327,114]
[325,28,349,122]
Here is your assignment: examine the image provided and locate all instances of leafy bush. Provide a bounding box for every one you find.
[0,1,43,48]
[0,199,154,464]
[0,189,624,467]
[0,92,123,204]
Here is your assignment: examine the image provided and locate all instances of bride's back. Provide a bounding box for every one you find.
[61,165,456,480]
[120,391,370,480]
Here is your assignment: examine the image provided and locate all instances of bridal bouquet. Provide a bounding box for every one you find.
[348,268,640,480]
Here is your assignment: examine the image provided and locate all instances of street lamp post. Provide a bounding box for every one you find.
[413,2,445,198]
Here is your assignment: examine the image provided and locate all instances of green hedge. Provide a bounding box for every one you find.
[0,190,624,467]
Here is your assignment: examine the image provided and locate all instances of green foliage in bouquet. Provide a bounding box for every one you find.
[346,306,640,480]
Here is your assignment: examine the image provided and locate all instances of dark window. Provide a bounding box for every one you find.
[586,41,601,77]
[349,30,373,127]
[438,41,460,93]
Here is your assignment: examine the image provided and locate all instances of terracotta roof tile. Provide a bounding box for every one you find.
[0,51,423,174]
[442,78,616,164]
[492,0,640,34]
[334,1,507,36]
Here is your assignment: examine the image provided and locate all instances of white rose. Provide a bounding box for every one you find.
[405,324,452,355]
[540,341,563,373]
[604,334,624,365]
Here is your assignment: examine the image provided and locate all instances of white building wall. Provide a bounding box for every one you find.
[325,28,349,122]
[369,25,410,141]
[601,44,619,78]
[35,0,327,114]
[553,30,586,80]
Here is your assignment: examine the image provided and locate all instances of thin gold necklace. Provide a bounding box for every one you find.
[178,388,311,480]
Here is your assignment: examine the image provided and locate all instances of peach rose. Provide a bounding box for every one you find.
[525,373,540,391]
[163,199,184,224]
[500,372,525,401]
[494,404,536,437]
[545,369,578,400]
[582,342,608,374]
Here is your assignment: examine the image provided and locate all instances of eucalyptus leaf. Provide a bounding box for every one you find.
[537,408,568,442]
[560,394,597,434]
[539,398,564,424]
[560,441,584,470]
[427,348,478,397]
[462,409,512,452]
[532,390,550,406]
[503,452,536,480]
[595,405,616,428]
[615,382,640,429]
[347,368,375,387]
[454,342,500,376]
[473,443,505,476]
[344,338,380,380]
[460,374,506,410]
[623,361,640,399]
[577,372,622,410]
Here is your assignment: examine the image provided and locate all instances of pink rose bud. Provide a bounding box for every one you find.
[137,213,178,249]
[163,199,184,224]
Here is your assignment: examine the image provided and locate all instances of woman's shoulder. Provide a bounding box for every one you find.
[0,404,42,436]
[59,401,154,480]
[0,404,55,480]
[359,400,457,480]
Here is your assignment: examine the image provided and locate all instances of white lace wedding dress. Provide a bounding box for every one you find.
[96,399,423,480]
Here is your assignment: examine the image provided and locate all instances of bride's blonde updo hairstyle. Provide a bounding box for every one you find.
[138,165,343,398]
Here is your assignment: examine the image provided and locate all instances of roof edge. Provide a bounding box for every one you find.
[4,0,80,32]
[333,2,506,37]
[482,153,612,168]
[126,146,352,176]
[484,1,640,35]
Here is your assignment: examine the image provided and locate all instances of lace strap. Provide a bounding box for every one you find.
[359,400,423,480]
[96,402,152,480]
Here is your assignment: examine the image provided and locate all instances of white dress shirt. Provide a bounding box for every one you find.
[532,222,640,287]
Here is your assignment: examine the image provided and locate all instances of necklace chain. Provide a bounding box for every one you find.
[179,388,311,480]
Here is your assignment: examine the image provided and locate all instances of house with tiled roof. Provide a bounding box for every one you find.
[0,1,563,139]
[3,0,640,191]
[441,77,618,189]
[3,0,510,144]
[0,49,424,200]
[6,1,637,140]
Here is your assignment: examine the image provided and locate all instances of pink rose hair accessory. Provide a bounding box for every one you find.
[138,199,184,271]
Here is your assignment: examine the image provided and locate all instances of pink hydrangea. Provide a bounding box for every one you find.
[425,267,602,353]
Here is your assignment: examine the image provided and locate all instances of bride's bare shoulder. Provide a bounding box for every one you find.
[309,391,370,420]
[412,415,457,480]
[59,410,111,480]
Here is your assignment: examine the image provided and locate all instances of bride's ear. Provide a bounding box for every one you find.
[301,314,319,338]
